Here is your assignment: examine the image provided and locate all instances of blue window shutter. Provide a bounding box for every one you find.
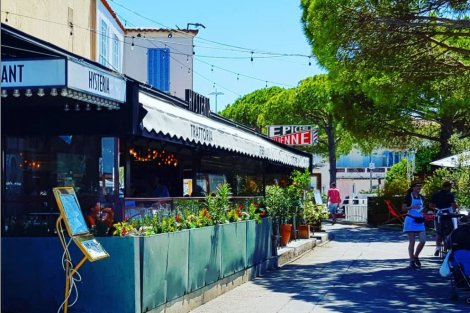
[148,48,170,92]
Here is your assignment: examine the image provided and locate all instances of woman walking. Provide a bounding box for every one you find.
[402,181,426,269]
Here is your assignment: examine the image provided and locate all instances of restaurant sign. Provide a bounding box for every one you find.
[1,59,126,103]
[1,59,66,87]
[67,60,126,103]
[267,125,317,146]
[185,89,210,116]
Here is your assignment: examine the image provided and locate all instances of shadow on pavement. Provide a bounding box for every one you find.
[258,225,469,312]
[254,258,469,312]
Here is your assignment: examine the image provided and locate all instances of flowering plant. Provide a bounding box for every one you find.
[114,183,266,237]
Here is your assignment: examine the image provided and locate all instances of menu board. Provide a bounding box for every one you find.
[59,193,89,236]
[53,187,109,262]
[73,236,109,262]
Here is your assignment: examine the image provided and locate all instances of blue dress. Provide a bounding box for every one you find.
[403,195,425,232]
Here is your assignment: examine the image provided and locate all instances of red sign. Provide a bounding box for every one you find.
[272,130,312,145]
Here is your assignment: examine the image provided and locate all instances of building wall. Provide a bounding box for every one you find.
[96,0,125,72]
[313,148,409,198]
[123,29,195,100]
[1,0,94,59]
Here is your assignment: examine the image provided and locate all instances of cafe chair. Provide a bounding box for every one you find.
[384,199,406,225]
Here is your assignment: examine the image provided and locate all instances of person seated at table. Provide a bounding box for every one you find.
[85,201,114,235]
[152,177,170,198]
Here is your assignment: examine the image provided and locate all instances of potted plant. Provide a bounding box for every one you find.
[303,200,329,232]
[265,185,291,246]
[287,169,311,239]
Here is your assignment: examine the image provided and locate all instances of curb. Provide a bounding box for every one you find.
[277,232,329,267]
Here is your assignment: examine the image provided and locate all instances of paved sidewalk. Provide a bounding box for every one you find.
[190,223,469,312]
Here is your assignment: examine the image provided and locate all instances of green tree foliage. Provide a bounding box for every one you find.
[220,87,285,132]
[220,75,355,184]
[383,159,410,198]
[261,75,354,183]
[301,0,470,156]
[301,0,470,83]
[415,143,440,175]
[422,167,453,200]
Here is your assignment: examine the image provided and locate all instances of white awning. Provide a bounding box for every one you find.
[430,151,470,168]
[140,91,310,168]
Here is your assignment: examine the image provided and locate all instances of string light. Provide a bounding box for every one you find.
[19,159,41,170]
[129,147,178,167]
[5,12,9,23]
[308,56,311,66]
[3,10,303,96]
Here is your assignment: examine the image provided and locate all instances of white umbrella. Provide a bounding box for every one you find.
[430,151,470,168]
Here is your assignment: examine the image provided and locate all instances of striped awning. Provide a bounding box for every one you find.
[139,91,310,168]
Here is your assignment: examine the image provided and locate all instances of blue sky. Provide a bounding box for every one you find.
[108,0,324,111]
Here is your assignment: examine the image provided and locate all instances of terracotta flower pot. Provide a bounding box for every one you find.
[280,223,292,246]
[298,224,310,239]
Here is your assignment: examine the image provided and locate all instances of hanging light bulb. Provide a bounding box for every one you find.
[5,12,9,23]
[250,52,254,62]
[64,103,70,112]
[131,36,135,51]
[211,65,213,72]
[308,56,311,66]
[74,103,80,111]
[25,89,32,97]
[85,103,91,111]
[186,55,189,63]
[237,73,239,81]
[37,88,45,97]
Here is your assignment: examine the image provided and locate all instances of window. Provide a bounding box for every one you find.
[112,34,120,71]
[148,48,170,92]
[99,20,109,66]
[2,135,119,236]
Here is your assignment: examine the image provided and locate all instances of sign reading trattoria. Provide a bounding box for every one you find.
[190,124,213,142]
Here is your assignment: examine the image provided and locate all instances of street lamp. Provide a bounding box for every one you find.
[209,90,224,113]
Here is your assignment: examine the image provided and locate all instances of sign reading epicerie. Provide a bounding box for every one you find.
[268,125,315,146]
[67,60,126,102]
[1,59,66,87]
[268,125,313,137]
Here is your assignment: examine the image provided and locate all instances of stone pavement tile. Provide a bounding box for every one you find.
[190,224,469,313]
